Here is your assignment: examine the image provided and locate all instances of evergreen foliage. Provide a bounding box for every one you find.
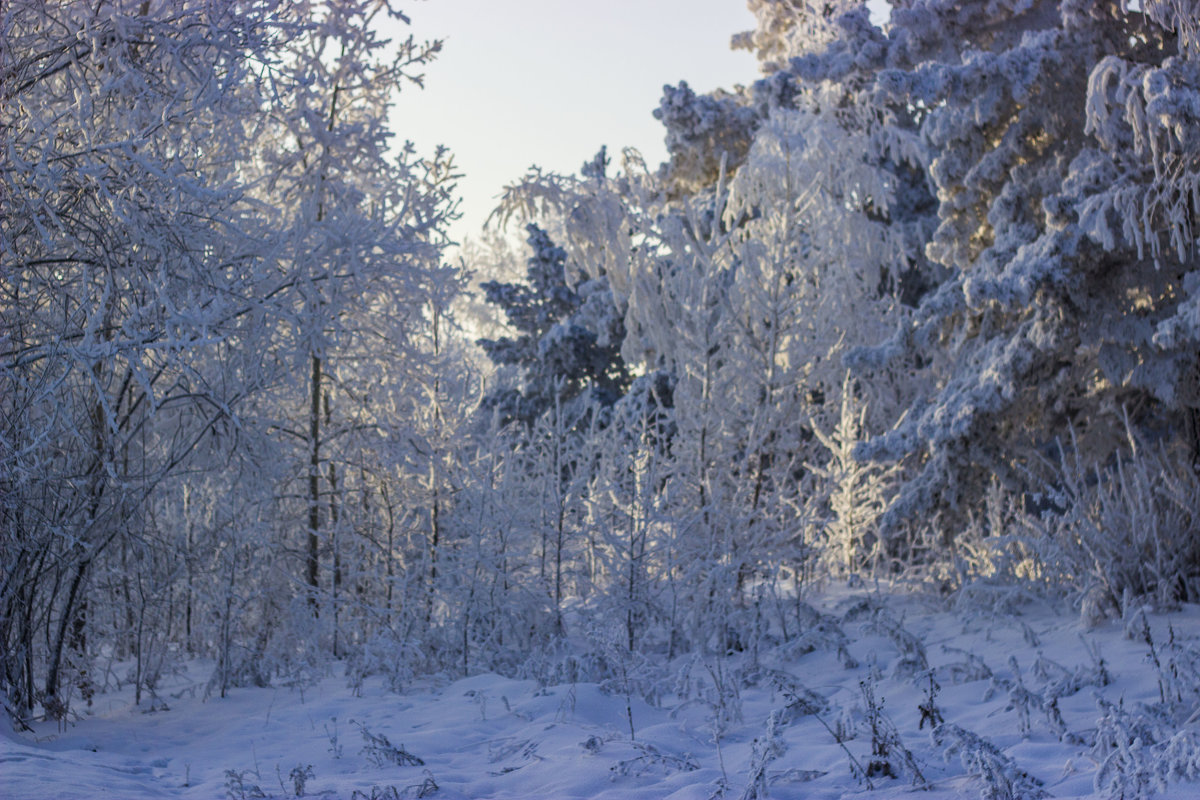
[477,223,629,428]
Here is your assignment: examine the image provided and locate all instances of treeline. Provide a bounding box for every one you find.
[3,0,1200,725]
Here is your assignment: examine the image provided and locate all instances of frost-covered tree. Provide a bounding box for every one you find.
[0,0,461,715]
[810,373,900,574]
[240,0,459,635]
[586,378,675,654]
[483,0,934,633]
[732,0,867,73]
[654,80,758,193]
[837,0,1200,557]
[471,217,634,635]
[477,222,629,429]
[0,0,290,716]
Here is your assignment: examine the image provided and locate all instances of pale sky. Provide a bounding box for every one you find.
[387,1,762,246]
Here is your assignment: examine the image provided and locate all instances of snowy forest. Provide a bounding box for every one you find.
[4,1,1200,798]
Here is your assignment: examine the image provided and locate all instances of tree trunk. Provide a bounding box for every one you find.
[44,557,90,710]
[307,353,322,612]
[326,390,341,655]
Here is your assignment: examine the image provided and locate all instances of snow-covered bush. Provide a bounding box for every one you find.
[933,723,1048,800]
[738,710,787,800]
[928,421,1199,616]
[1092,695,1200,800]
[1042,428,1200,611]
[357,722,425,769]
[858,678,927,786]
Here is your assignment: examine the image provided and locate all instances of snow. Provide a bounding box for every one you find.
[7,591,1200,799]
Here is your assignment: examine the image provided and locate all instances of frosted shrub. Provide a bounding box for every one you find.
[760,668,829,722]
[671,655,744,735]
[981,650,1103,744]
[1002,657,1037,738]
[1043,428,1200,613]
[1033,642,1111,701]
[356,722,424,768]
[1092,695,1200,799]
[284,765,313,798]
[810,373,900,577]
[951,482,1068,603]
[404,772,439,799]
[918,672,945,730]
[1150,623,1200,711]
[224,768,267,800]
[949,426,1200,618]
[349,787,400,800]
[588,624,668,739]
[858,678,926,787]
[738,710,786,800]
[937,646,994,685]
[344,633,421,695]
[264,599,334,696]
[518,636,619,690]
[933,723,1048,800]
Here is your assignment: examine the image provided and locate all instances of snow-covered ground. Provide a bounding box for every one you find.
[6,591,1200,799]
